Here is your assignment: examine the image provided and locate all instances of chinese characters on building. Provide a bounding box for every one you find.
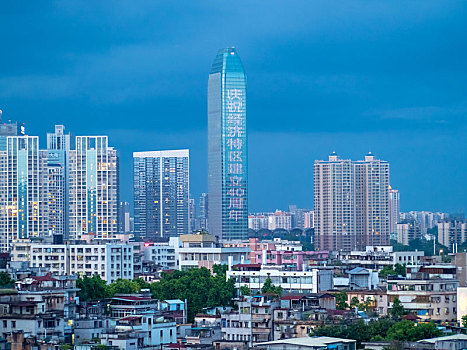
[226,89,245,222]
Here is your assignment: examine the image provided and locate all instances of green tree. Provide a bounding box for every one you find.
[462,314,467,328]
[150,267,235,322]
[334,291,349,310]
[109,279,140,295]
[77,275,111,301]
[133,278,151,290]
[391,239,448,255]
[379,264,406,278]
[0,272,15,288]
[261,277,283,296]
[390,297,405,319]
[240,285,251,296]
[350,296,361,309]
[362,298,373,312]
[386,320,441,341]
[393,264,407,277]
[312,317,438,347]
[212,264,228,276]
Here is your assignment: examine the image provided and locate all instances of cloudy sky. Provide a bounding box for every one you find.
[1,1,466,213]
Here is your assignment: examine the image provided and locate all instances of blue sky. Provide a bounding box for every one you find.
[1,1,466,213]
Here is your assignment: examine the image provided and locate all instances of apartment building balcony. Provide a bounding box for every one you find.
[252,327,270,335]
[251,314,271,322]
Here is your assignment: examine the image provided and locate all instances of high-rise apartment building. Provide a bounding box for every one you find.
[46,125,72,238]
[208,48,248,241]
[118,201,131,234]
[354,153,390,247]
[303,210,315,229]
[388,186,400,235]
[407,211,448,235]
[267,210,292,230]
[248,214,269,231]
[438,220,467,248]
[198,193,208,231]
[189,198,195,233]
[0,136,47,250]
[0,110,26,151]
[314,152,355,251]
[133,150,189,240]
[314,152,390,251]
[397,220,421,245]
[68,136,119,239]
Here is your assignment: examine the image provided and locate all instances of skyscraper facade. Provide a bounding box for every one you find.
[198,193,208,231]
[388,186,400,235]
[0,110,26,151]
[133,150,189,240]
[314,153,355,251]
[68,136,119,239]
[46,125,72,238]
[314,152,390,251]
[118,201,131,234]
[355,153,390,247]
[189,198,195,233]
[0,136,47,250]
[208,47,248,241]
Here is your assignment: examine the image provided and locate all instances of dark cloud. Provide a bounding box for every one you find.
[0,1,465,212]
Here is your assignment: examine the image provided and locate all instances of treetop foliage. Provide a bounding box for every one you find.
[76,265,235,322]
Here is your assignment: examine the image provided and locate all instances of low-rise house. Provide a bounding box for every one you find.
[178,234,250,271]
[387,265,458,321]
[348,267,379,290]
[74,318,112,344]
[110,293,157,318]
[0,273,79,344]
[254,336,356,350]
[228,264,334,294]
[337,246,424,270]
[346,290,389,316]
[11,241,134,283]
[273,294,336,340]
[99,314,176,349]
[221,295,280,347]
[159,299,187,324]
[418,334,467,350]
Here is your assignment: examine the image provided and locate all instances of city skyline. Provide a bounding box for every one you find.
[1,2,466,214]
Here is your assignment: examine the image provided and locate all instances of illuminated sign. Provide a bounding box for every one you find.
[226,88,245,222]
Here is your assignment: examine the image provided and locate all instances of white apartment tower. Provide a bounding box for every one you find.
[388,186,400,235]
[68,136,119,239]
[0,136,48,251]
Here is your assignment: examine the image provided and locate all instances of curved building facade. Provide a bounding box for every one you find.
[208,48,248,241]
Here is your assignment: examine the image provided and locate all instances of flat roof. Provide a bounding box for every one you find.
[133,149,189,158]
[255,336,356,348]
[419,334,467,344]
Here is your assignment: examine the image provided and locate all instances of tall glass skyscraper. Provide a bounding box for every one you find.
[133,150,189,240]
[208,48,248,241]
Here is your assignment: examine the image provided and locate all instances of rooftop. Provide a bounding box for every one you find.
[255,336,356,348]
[418,334,467,344]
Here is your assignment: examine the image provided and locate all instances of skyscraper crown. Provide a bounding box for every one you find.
[210,48,245,75]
